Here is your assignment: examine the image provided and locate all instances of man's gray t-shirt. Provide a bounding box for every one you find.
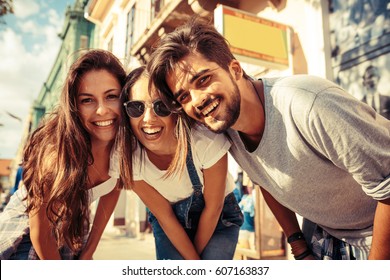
[228,75,390,245]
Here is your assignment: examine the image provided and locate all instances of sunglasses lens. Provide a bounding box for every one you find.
[154,101,171,117]
[126,101,144,118]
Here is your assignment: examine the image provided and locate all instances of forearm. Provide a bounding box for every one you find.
[260,187,301,235]
[158,214,200,260]
[194,205,223,254]
[29,209,61,260]
[80,187,121,259]
[369,198,390,260]
[133,181,200,260]
[196,154,227,254]
[260,187,311,258]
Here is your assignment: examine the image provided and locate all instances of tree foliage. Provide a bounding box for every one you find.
[0,0,13,17]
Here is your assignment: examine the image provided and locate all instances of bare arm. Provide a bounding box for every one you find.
[133,180,200,260]
[260,187,314,259]
[79,181,122,260]
[369,197,390,259]
[29,204,62,259]
[193,154,227,254]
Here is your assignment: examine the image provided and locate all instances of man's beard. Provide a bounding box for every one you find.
[203,77,241,134]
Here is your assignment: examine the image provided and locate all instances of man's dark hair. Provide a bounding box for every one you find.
[147,16,245,110]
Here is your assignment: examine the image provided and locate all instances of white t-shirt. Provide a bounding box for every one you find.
[111,125,234,203]
[88,177,117,202]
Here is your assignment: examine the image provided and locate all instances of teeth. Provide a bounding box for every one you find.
[95,120,114,127]
[143,127,162,134]
[202,99,219,116]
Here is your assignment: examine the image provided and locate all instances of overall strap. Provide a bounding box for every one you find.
[185,143,202,192]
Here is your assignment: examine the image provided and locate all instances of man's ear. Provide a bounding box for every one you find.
[229,59,243,80]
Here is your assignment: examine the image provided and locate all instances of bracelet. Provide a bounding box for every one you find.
[294,249,312,260]
[287,231,305,243]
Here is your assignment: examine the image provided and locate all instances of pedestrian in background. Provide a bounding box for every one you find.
[9,165,23,196]
[147,17,390,260]
[112,66,242,259]
[0,49,127,260]
[361,65,390,119]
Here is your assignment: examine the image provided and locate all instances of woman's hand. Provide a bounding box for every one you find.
[133,180,200,260]
[194,155,227,254]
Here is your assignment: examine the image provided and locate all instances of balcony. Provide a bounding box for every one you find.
[131,0,240,63]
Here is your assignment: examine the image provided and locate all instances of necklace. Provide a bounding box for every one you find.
[88,162,109,188]
[250,78,265,110]
[238,79,266,152]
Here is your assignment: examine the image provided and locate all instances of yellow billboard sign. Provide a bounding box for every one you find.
[214,5,290,69]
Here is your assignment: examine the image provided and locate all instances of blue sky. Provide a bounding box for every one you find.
[0,0,72,159]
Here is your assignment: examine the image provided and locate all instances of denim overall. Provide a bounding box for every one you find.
[148,148,243,260]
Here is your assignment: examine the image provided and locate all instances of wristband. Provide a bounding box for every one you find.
[294,249,312,260]
[287,231,305,243]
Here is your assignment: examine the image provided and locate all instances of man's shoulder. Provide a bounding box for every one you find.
[262,75,338,93]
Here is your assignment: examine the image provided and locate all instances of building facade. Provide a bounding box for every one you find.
[32,0,95,130]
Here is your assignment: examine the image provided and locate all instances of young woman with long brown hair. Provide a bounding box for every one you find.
[113,66,243,259]
[0,49,129,260]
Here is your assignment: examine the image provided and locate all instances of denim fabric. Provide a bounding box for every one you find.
[8,234,31,260]
[149,192,242,260]
[149,148,243,260]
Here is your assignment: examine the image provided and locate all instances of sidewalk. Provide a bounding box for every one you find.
[94,229,156,260]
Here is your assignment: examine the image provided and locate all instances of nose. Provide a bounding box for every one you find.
[143,106,157,121]
[190,89,206,109]
[96,101,110,115]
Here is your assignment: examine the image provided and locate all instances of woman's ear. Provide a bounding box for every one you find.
[229,60,243,80]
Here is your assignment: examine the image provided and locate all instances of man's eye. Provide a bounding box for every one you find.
[198,75,211,86]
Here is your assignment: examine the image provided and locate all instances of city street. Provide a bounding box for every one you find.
[94,230,156,260]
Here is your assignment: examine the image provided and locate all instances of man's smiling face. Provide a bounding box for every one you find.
[166,52,241,134]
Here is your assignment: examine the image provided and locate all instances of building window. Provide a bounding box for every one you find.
[125,4,136,58]
[151,0,164,20]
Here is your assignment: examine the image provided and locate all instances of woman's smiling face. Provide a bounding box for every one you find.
[77,69,121,144]
[129,75,177,155]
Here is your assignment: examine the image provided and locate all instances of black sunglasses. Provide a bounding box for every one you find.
[123,99,171,118]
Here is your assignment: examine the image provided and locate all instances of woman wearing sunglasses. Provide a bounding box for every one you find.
[113,66,243,259]
[0,49,127,259]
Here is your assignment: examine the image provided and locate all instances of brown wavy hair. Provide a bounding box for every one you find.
[22,49,126,254]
